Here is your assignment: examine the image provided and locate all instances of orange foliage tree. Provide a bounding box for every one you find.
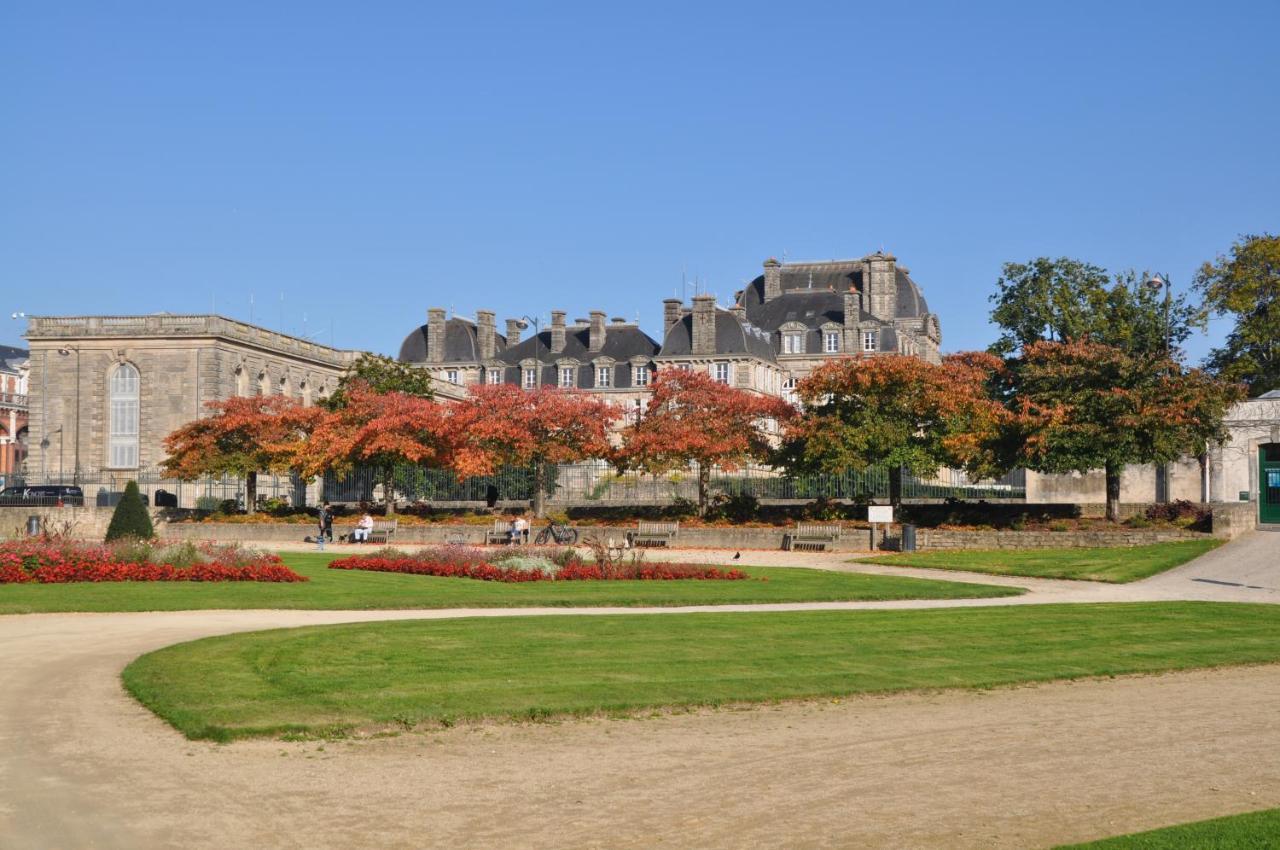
[1010,340,1243,521]
[456,384,621,517]
[161,395,323,514]
[294,382,460,516]
[618,368,794,514]
[778,354,1008,507]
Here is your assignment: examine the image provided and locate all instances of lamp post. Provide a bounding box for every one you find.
[1144,273,1172,359]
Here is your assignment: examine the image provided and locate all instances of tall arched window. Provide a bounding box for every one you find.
[108,363,140,468]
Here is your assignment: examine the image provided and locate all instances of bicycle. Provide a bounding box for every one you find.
[534,522,578,545]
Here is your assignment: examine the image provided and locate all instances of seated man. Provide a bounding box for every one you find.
[352,512,375,544]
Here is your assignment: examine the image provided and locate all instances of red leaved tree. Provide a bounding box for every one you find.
[162,395,323,514]
[295,382,460,516]
[618,368,793,514]
[777,354,1009,507]
[457,384,621,518]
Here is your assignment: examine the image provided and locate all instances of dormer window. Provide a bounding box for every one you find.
[560,366,576,388]
[782,331,804,354]
[523,367,537,389]
[824,331,840,353]
[632,365,650,386]
[487,368,503,384]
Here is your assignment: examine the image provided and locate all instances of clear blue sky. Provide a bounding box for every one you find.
[3,1,1277,362]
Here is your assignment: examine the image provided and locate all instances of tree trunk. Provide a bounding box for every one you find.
[383,466,397,517]
[1104,460,1122,523]
[245,470,257,515]
[532,460,547,519]
[697,463,710,516]
[888,466,903,509]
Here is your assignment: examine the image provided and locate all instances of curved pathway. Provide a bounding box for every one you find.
[0,532,1276,849]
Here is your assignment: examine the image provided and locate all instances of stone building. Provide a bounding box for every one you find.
[23,315,364,482]
[1207,391,1280,525]
[654,294,785,396]
[0,345,29,483]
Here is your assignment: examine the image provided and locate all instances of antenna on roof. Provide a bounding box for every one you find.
[808,271,813,289]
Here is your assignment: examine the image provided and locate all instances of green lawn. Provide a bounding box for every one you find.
[1056,807,1280,848]
[860,540,1221,583]
[0,552,1019,614]
[122,602,1280,740]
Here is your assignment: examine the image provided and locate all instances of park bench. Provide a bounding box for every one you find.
[368,519,398,545]
[784,522,843,552]
[629,520,680,548]
[485,518,513,545]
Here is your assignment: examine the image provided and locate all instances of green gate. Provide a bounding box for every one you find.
[1261,444,1280,525]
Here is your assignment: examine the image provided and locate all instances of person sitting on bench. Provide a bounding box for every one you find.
[352,512,374,544]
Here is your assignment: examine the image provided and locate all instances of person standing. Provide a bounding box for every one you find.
[322,501,334,542]
[315,502,329,551]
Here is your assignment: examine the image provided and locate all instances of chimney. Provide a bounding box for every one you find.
[476,310,496,360]
[588,310,607,353]
[427,308,447,363]
[663,298,683,336]
[550,310,566,353]
[863,252,898,321]
[730,304,747,324]
[763,257,782,301]
[691,294,717,355]
[842,288,859,353]
[506,318,523,346]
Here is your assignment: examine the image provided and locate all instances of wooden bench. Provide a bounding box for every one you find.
[368,519,398,545]
[784,522,842,552]
[629,520,680,548]
[485,518,514,545]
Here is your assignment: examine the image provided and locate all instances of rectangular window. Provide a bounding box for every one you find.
[677,363,692,372]
[714,362,730,384]
[863,330,878,352]
[782,332,804,354]
[824,331,840,353]
[632,365,649,386]
[446,369,459,385]
[523,368,537,389]
[596,366,612,388]
[560,366,576,388]
[487,369,502,384]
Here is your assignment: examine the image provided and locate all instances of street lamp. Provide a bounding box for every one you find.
[1143,273,1172,359]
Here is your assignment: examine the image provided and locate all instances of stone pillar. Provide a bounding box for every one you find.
[589,311,606,353]
[663,299,683,336]
[426,308,447,363]
[506,318,523,346]
[763,258,782,301]
[550,311,566,354]
[864,252,897,321]
[691,295,717,355]
[476,310,496,360]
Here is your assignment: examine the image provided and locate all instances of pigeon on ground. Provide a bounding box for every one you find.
[732,552,741,560]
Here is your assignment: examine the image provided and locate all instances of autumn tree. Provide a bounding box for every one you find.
[162,395,320,514]
[989,257,1197,357]
[457,384,621,518]
[298,382,458,516]
[618,369,793,515]
[777,354,1007,507]
[1010,340,1243,522]
[1196,233,1280,395]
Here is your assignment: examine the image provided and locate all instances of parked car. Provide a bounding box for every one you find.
[0,485,86,507]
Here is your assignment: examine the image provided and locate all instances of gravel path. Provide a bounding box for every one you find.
[1,531,1276,849]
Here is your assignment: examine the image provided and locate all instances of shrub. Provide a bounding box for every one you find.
[1124,514,1152,528]
[194,495,222,513]
[105,481,155,542]
[1144,499,1211,531]
[707,493,760,523]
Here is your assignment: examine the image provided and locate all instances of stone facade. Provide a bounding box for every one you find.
[0,345,28,483]
[23,315,363,481]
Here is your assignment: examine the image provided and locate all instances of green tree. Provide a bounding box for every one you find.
[1195,233,1280,395]
[989,257,1197,357]
[104,480,155,541]
[322,354,435,410]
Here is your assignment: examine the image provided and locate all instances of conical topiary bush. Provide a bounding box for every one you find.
[105,480,155,542]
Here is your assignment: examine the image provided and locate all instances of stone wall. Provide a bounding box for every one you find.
[912,528,1208,551]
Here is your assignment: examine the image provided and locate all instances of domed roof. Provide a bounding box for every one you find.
[397,317,506,363]
[659,309,777,363]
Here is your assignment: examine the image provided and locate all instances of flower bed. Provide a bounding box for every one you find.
[0,540,306,584]
[328,546,746,583]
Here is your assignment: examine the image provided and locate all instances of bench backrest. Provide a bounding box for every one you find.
[372,519,398,531]
[493,518,511,532]
[795,522,842,537]
[636,520,679,535]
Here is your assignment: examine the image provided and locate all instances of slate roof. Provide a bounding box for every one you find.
[495,324,660,390]
[736,262,932,327]
[659,309,778,363]
[397,318,508,364]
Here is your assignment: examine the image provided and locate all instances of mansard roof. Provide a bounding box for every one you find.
[659,309,778,363]
[397,317,508,364]
[498,323,659,366]
[737,261,932,328]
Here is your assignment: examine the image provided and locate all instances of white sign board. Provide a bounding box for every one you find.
[868,505,894,524]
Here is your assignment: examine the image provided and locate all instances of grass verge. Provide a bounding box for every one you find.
[1055,806,1280,848]
[122,602,1280,741]
[0,552,1019,614]
[859,540,1221,583]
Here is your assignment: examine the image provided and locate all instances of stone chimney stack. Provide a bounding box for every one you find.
[842,289,859,353]
[863,252,898,321]
[730,304,747,324]
[588,310,607,353]
[550,311,566,353]
[427,308,447,363]
[691,294,717,355]
[476,310,496,360]
[663,299,683,336]
[505,318,523,346]
[763,257,782,301]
